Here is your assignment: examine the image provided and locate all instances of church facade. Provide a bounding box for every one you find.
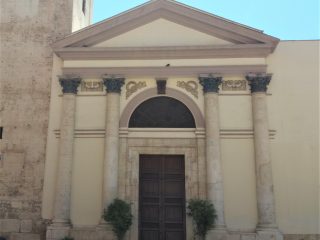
[0,1,319,240]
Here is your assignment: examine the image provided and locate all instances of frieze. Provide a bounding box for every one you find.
[222,80,247,91]
[81,80,103,92]
[177,81,198,98]
[126,81,147,99]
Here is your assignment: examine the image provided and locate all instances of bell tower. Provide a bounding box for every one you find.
[72,0,94,32]
[0,0,93,239]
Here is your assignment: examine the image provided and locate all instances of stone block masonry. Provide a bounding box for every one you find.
[0,217,44,239]
[0,0,89,239]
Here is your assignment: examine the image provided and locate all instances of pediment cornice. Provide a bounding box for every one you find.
[55,44,275,60]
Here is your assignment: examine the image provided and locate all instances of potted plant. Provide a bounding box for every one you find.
[187,199,217,240]
[103,198,133,240]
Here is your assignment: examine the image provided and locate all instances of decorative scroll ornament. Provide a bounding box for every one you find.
[177,81,198,98]
[246,73,272,93]
[198,74,222,93]
[59,75,81,94]
[222,80,247,91]
[126,81,147,99]
[81,80,103,92]
[103,75,125,93]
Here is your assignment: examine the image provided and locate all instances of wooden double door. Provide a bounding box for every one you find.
[139,155,186,240]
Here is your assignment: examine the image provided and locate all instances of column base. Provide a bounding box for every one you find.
[68,226,115,240]
[46,224,71,240]
[95,221,112,231]
[206,227,228,240]
[256,228,283,240]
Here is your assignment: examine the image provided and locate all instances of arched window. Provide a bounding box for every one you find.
[129,97,196,128]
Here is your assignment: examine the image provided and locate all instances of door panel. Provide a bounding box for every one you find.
[139,155,186,240]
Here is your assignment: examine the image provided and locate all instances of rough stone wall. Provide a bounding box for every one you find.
[0,0,88,239]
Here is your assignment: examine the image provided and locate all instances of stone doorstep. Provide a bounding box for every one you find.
[45,227,319,240]
[0,219,34,234]
[46,226,116,240]
[46,225,70,240]
[0,219,20,233]
[283,235,320,240]
[257,229,283,240]
[71,228,116,240]
[206,230,283,240]
[9,233,40,240]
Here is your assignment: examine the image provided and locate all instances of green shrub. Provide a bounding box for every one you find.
[103,198,133,240]
[61,237,73,240]
[187,199,217,240]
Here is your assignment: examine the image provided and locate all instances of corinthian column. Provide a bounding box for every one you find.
[246,73,282,240]
[102,75,125,209]
[199,74,226,229]
[47,76,80,240]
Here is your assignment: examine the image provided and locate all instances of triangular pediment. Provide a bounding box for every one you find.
[54,0,279,48]
[53,0,279,60]
[93,19,233,48]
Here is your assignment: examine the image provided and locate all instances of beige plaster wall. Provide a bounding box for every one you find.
[42,41,319,236]
[267,41,319,234]
[71,138,104,227]
[222,139,257,231]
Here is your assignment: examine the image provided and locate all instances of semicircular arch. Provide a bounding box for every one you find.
[120,88,204,128]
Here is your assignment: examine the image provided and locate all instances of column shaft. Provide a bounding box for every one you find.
[199,75,226,228]
[204,93,225,227]
[102,76,125,211]
[103,93,121,207]
[53,77,80,225]
[246,73,277,229]
[252,92,276,228]
[53,94,76,224]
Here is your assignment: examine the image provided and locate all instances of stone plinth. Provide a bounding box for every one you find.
[46,225,70,240]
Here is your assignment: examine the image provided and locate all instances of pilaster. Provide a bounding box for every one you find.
[47,76,81,240]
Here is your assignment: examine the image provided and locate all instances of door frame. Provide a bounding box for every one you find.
[122,140,204,240]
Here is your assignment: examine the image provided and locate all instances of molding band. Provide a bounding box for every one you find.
[63,65,267,78]
[55,44,275,60]
[53,128,276,139]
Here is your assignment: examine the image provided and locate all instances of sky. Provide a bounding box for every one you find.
[92,0,319,40]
